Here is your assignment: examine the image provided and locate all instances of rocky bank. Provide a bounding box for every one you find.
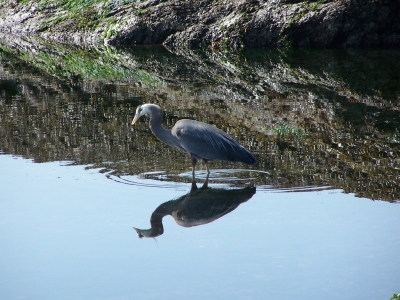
[0,0,399,50]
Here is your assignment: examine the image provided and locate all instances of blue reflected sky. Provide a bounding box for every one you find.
[0,155,399,300]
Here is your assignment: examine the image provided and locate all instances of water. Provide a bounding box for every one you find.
[1,156,399,300]
[0,34,400,299]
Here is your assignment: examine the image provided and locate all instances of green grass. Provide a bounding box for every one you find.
[0,41,158,81]
[62,0,97,10]
[17,0,33,4]
[386,128,400,144]
[310,1,322,12]
[390,292,400,300]
[273,124,307,138]
[36,0,131,31]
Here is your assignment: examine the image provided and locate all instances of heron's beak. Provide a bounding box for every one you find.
[132,227,157,238]
[131,114,140,126]
[132,227,144,238]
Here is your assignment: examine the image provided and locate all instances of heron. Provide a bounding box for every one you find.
[131,103,256,179]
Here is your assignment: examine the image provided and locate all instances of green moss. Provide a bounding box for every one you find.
[133,8,147,16]
[293,13,302,23]
[310,1,322,12]
[0,41,147,80]
[18,0,34,4]
[283,38,293,50]
[62,0,98,10]
[104,28,117,39]
[221,38,229,51]
[38,0,116,31]
[273,124,307,138]
[390,292,400,300]
[386,129,400,144]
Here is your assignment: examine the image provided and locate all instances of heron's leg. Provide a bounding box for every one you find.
[191,156,197,180]
[197,159,209,189]
[204,159,210,174]
[202,171,209,189]
[190,181,198,192]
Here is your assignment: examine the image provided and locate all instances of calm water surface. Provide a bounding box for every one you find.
[0,36,400,299]
[1,155,399,300]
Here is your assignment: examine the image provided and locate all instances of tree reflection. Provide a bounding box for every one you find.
[132,183,256,238]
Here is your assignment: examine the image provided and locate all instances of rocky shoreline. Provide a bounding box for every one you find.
[1,0,399,50]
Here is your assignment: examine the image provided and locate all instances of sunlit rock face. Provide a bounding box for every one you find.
[0,0,399,49]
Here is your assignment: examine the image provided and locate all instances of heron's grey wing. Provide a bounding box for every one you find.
[171,119,255,164]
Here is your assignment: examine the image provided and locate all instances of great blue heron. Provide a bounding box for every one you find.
[131,104,256,179]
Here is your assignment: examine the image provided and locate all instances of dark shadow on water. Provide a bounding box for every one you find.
[132,181,256,238]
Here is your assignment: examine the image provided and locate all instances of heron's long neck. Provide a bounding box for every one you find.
[138,200,178,238]
[147,212,165,236]
[149,116,181,150]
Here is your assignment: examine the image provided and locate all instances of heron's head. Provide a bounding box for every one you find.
[132,227,162,239]
[131,103,163,126]
[131,104,151,126]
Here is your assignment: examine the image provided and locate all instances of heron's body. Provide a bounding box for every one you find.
[132,104,256,178]
[172,119,255,164]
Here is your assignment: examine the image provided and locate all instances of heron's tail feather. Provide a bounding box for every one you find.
[233,146,256,165]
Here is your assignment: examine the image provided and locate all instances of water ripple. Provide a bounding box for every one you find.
[104,168,333,193]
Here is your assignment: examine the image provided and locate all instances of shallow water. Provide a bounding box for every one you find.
[1,155,399,300]
[0,36,400,299]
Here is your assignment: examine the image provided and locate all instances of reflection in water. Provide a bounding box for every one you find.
[133,182,256,238]
[0,34,399,201]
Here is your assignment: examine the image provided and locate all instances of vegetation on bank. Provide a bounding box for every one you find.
[4,0,137,42]
[36,0,126,32]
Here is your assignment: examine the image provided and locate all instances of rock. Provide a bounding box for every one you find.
[0,0,399,49]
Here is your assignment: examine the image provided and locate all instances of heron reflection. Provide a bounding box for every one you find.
[133,182,256,238]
